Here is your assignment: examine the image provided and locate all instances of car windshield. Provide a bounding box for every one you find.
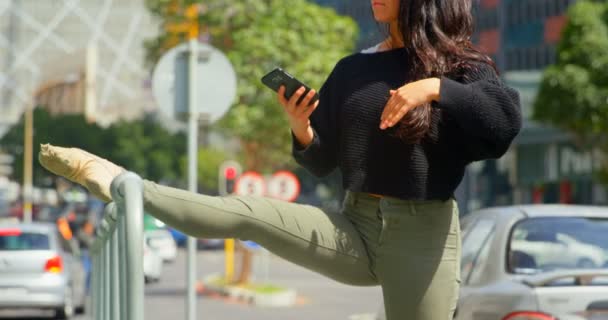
[0,231,50,250]
[509,217,608,274]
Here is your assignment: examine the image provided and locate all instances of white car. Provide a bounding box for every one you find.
[145,229,177,263]
[375,205,608,320]
[143,235,163,283]
[0,223,87,319]
[455,205,608,320]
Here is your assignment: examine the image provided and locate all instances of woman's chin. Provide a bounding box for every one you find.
[373,14,393,24]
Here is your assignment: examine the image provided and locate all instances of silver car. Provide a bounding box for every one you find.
[456,205,608,320]
[0,223,87,319]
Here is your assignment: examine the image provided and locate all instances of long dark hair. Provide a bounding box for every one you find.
[380,0,495,143]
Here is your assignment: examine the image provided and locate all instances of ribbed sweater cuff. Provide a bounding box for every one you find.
[292,128,320,155]
[436,76,474,113]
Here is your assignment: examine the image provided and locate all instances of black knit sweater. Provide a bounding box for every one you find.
[292,48,522,201]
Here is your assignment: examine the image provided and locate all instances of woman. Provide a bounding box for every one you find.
[39,0,521,318]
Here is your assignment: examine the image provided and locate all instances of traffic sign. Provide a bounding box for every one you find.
[152,42,237,123]
[267,171,300,202]
[234,172,265,197]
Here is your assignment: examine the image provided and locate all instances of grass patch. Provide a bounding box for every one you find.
[207,276,287,294]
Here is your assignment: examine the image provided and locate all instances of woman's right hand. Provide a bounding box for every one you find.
[277,86,319,130]
[277,86,319,147]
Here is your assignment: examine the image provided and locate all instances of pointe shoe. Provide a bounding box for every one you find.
[38,144,125,202]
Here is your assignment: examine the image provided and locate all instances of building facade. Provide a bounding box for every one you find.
[464,0,607,210]
[312,0,382,49]
[0,0,158,127]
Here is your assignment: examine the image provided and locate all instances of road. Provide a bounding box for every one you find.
[1,248,382,320]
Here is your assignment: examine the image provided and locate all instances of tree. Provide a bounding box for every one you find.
[144,0,358,286]
[533,0,608,179]
[144,0,358,173]
[0,109,107,186]
[105,114,187,183]
[0,109,186,186]
[179,147,237,194]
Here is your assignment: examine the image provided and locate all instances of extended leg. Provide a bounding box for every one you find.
[38,144,377,286]
[143,181,377,286]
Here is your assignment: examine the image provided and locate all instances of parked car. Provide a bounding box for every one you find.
[373,205,608,320]
[143,234,163,283]
[167,227,187,247]
[145,228,177,262]
[0,223,87,319]
[455,205,608,320]
[559,299,608,319]
[197,238,224,250]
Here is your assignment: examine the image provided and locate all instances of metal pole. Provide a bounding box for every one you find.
[104,241,111,320]
[117,174,145,320]
[99,245,106,320]
[22,105,33,223]
[497,0,507,73]
[186,37,199,320]
[110,229,120,320]
[118,212,128,319]
[85,43,98,123]
[91,254,98,320]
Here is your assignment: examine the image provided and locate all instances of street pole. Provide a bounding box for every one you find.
[186,37,198,320]
[497,0,507,73]
[23,105,33,223]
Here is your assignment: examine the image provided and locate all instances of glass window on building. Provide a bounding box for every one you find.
[538,0,547,19]
[547,0,558,17]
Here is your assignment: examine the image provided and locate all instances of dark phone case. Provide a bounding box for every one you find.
[261,68,319,105]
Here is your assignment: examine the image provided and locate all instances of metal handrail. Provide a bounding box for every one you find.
[90,172,144,320]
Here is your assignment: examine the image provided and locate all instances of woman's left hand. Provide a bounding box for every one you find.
[380,78,441,130]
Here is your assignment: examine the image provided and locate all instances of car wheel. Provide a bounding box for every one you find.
[74,304,86,315]
[577,258,596,268]
[54,287,74,319]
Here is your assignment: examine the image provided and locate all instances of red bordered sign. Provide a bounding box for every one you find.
[267,171,300,202]
[234,171,266,197]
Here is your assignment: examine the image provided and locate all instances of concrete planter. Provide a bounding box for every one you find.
[251,288,297,307]
[202,274,297,307]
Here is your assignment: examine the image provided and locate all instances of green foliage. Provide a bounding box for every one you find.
[533,0,608,179]
[179,147,236,194]
[144,0,358,172]
[534,1,608,136]
[105,114,187,183]
[0,109,185,186]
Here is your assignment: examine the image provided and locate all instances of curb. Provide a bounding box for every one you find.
[200,274,298,307]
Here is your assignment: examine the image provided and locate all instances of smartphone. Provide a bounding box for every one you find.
[261,67,319,106]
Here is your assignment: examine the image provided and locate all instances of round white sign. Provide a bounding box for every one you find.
[234,172,266,197]
[267,171,300,202]
[152,42,237,123]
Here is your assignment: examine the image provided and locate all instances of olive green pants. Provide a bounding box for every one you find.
[142,180,461,320]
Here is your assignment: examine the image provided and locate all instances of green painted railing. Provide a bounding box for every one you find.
[90,172,144,320]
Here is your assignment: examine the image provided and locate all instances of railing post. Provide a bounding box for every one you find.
[103,239,110,320]
[111,172,145,320]
[91,254,98,320]
[118,213,128,318]
[111,228,120,320]
[90,172,144,320]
